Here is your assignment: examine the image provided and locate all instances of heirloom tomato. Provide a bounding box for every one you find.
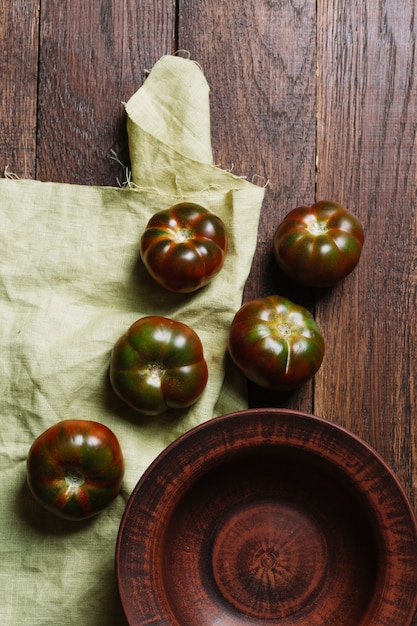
[110,316,208,415]
[140,202,228,292]
[228,295,324,391]
[273,200,364,287]
[26,419,125,521]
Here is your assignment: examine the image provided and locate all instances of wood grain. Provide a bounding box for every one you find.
[35,0,175,185]
[178,1,317,289]
[315,0,417,508]
[0,1,39,178]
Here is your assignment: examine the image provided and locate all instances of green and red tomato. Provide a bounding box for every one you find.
[26,419,125,521]
[228,295,325,391]
[140,202,228,292]
[110,316,208,415]
[273,200,364,287]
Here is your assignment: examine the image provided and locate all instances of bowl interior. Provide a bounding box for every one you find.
[116,409,417,625]
[161,447,379,624]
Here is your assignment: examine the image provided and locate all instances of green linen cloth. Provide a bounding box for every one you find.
[0,55,264,625]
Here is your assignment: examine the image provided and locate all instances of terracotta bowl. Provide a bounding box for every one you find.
[116,409,417,625]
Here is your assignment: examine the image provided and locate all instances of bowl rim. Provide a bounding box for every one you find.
[116,408,417,625]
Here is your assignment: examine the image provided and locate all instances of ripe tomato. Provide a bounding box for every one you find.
[110,316,208,415]
[140,202,228,292]
[273,200,364,287]
[228,295,325,391]
[26,419,125,521]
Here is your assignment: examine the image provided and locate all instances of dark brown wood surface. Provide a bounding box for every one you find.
[1,0,416,620]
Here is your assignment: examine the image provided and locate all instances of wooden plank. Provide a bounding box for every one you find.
[35,0,176,185]
[178,0,318,412]
[0,1,39,178]
[315,0,417,512]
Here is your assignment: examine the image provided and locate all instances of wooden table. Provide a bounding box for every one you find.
[2,0,416,620]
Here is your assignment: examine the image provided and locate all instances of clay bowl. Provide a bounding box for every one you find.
[116,409,417,625]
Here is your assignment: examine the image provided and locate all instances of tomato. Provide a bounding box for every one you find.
[140,202,228,292]
[273,200,364,287]
[26,419,125,521]
[228,295,325,391]
[110,316,208,415]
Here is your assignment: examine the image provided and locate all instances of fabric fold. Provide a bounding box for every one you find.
[126,55,213,170]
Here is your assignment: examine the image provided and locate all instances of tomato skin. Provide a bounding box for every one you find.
[26,420,125,521]
[110,316,208,415]
[228,296,325,391]
[273,200,364,287]
[140,202,228,293]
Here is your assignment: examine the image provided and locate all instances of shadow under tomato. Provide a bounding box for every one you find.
[126,253,201,317]
[247,380,300,409]
[246,248,341,311]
